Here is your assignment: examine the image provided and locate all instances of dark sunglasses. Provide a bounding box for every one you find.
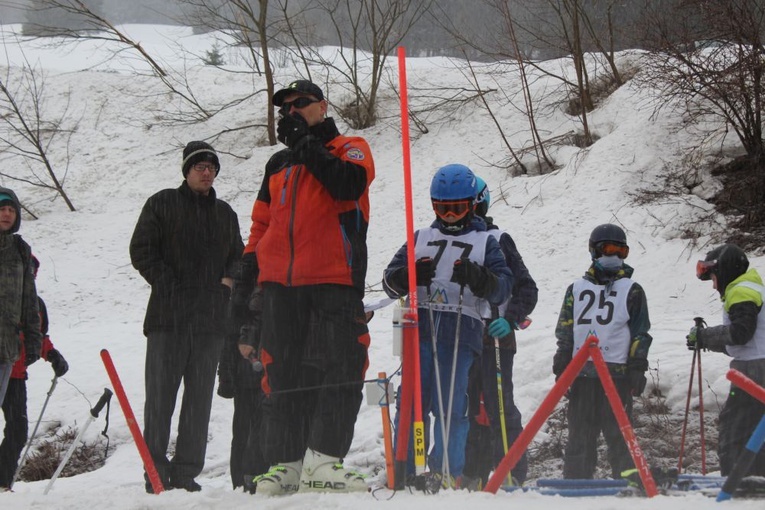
[432,199,473,221]
[696,259,717,281]
[280,97,321,115]
[597,241,629,259]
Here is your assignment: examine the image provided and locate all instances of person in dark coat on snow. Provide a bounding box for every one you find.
[553,224,651,479]
[0,255,68,489]
[462,176,538,488]
[130,141,243,493]
[0,187,41,409]
[689,243,765,476]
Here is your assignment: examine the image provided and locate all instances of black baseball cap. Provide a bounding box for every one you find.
[272,80,324,106]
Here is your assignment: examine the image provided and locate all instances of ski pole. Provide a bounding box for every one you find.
[426,283,450,485]
[694,317,707,475]
[494,335,512,486]
[677,348,696,473]
[11,375,58,490]
[443,284,465,485]
[44,388,112,494]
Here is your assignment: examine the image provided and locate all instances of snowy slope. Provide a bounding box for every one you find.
[1,24,761,509]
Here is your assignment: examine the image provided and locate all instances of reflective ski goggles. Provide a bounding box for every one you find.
[432,199,473,222]
[696,259,717,281]
[597,241,629,259]
[279,96,321,115]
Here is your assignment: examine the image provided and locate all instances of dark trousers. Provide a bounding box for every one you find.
[259,283,369,463]
[463,345,527,484]
[143,328,223,482]
[564,376,634,479]
[0,379,27,487]
[230,384,269,488]
[719,384,765,476]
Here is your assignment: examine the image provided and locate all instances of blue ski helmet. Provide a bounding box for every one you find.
[430,164,477,201]
[430,164,477,232]
[474,175,490,218]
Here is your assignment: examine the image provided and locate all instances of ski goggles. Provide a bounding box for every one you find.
[432,199,473,221]
[596,241,629,259]
[279,96,321,115]
[696,259,717,281]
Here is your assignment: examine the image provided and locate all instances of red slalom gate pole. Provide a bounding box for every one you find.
[393,45,426,482]
[101,349,165,494]
[727,369,765,403]
[589,345,657,497]
[484,335,597,493]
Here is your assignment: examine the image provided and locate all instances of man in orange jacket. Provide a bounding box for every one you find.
[244,80,375,496]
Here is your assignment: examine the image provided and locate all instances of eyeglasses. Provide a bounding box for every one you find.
[280,97,321,115]
[696,259,717,280]
[597,241,629,259]
[192,162,217,173]
[432,199,473,222]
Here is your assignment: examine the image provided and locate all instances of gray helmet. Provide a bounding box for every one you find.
[589,223,627,258]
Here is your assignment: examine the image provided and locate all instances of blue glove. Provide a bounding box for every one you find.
[488,317,512,338]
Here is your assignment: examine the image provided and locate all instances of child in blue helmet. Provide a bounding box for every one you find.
[383,164,513,488]
[462,176,538,488]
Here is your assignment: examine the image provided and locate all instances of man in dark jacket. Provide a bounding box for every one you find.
[0,255,68,490]
[130,141,244,493]
[0,187,41,409]
[245,80,375,496]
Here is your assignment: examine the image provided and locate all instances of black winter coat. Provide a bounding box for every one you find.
[130,181,244,336]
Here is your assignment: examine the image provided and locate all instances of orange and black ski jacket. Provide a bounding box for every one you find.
[245,118,374,293]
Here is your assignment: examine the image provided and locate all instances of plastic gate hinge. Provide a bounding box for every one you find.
[365,377,396,407]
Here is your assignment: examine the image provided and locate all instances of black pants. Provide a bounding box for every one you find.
[143,327,223,483]
[719,366,765,476]
[463,344,528,484]
[259,283,369,463]
[0,379,27,487]
[229,355,269,489]
[564,376,634,479]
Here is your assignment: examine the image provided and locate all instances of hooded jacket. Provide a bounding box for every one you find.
[0,186,42,364]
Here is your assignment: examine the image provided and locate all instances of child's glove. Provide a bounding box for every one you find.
[552,351,572,381]
[627,357,648,396]
[451,258,496,298]
[488,318,512,338]
[47,349,69,377]
[415,257,435,287]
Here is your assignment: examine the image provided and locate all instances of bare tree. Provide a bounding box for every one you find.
[0,47,77,211]
[639,0,765,227]
[286,0,433,129]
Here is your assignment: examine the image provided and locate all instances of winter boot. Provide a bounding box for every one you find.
[299,449,368,493]
[252,461,302,496]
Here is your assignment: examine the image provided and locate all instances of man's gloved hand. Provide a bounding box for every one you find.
[277,113,310,149]
[552,351,572,381]
[627,357,648,396]
[217,375,235,399]
[488,318,512,338]
[24,349,40,367]
[415,257,435,287]
[686,326,707,351]
[451,258,496,297]
[47,349,69,377]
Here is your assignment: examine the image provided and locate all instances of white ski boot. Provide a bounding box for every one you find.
[299,449,368,493]
[252,460,302,496]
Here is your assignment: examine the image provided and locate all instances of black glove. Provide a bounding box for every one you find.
[415,257,435,287]
[217,376,235,399]
[277,113,310,149]
[627,357,648,397]
[47,348,69,377]
[24,348,40,367]
[450,257,497,298]
[552,351,572,381]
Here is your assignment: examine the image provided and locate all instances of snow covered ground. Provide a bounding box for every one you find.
[1,23,762,509]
